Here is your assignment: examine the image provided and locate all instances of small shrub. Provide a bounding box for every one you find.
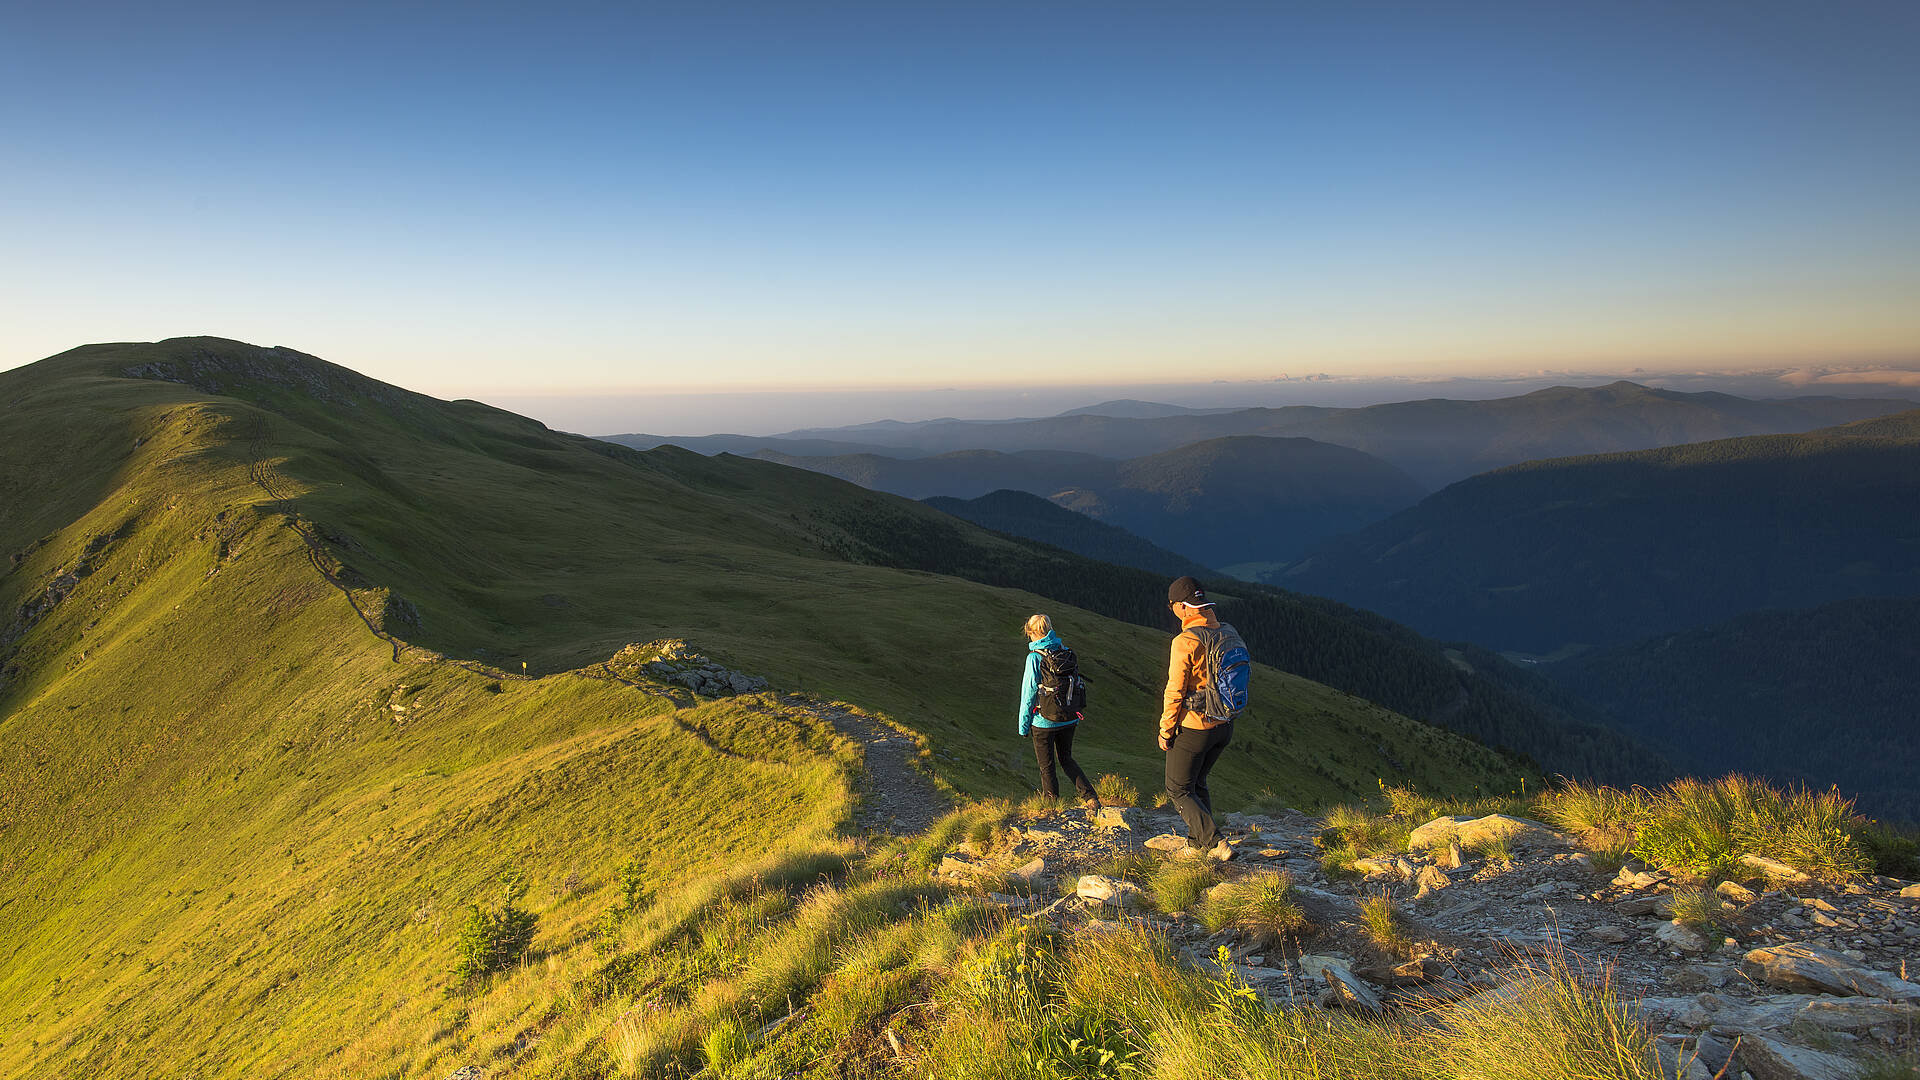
[617,856,646,915]
[1358,893,1415,959]
[1426,948,1664,1080]
[1151,790,1171,809]
[452,867,539,982]
[1094,773,1139,807]
[1149,859,1218,914]
[1018,791,1065,818]
[1199,872,1308,948]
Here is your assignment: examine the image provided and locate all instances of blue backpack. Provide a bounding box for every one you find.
[1183,623,1251,719]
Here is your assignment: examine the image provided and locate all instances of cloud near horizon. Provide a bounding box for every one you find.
[1780,368,1920,389]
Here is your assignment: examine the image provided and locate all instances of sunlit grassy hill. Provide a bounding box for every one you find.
[0,338,1527,1078]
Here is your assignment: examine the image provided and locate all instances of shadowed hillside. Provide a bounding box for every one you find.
[922,489,1214,577]
[1283,427,1920,654]
[1547,596,1920,819]
[766,435,1425,566]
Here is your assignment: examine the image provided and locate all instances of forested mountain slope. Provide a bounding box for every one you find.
[771,435,1425,565]
[1547,596,1920,820]
[1283,429,1920,653]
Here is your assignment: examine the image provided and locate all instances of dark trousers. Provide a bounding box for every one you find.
[1032,724,1096,800]
[1165,721,1233,849]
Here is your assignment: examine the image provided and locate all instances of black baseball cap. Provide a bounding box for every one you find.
[1167,576,1212,607]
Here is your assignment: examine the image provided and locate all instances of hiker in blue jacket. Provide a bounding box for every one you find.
[1019,614,1100,808]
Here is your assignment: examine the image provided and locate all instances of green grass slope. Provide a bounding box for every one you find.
[1283,429,1920,653]
[0,338,1527,1079]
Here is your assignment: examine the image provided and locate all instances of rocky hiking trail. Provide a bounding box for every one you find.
[923,805,1920,1080]
[808,699,951,836]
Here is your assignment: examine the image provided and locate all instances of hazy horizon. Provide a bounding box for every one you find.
[473,363,1920,438]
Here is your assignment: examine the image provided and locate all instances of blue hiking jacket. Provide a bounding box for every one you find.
[1018,632,1078,736]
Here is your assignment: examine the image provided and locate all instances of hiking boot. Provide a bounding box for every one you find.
[1207,840,1235,862]
[1082,796,1102,811]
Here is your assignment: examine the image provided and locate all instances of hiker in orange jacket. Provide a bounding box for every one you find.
[1160,576,1246,860]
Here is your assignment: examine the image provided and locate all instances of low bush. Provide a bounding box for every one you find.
[1631,775,1869,882]
[452,867,538,983]
[1199,872,1308,948]
[1538,778,1648,833]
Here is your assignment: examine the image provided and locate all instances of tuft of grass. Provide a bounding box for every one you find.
[1851,819,1920,879]
[1358,893,1417,959]
[1322,803,1410,857]
[1666,888,1721,933]
[1148,859,1220,915]
[1425,948,1668,1080]
[1631,775,1869,882]
[1093,773,1139,807]
[1472,831,1515,864]
[1537,778,1648,834]
[1093,850,1162,886]
[1581,830,1636,875]
[700,1016,751,1071]
[1199,872,1308,948]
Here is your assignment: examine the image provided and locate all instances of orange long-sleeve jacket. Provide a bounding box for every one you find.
[1161,607,1232,740]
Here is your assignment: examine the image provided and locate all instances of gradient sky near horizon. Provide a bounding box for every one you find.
[4,1,1917,408]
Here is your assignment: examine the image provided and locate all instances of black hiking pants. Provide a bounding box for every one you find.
[1032,724,1096,801]
[1165,721,1233,850]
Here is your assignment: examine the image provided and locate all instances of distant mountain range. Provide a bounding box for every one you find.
[1546,595,1920,820]
[1282,411,1920,654]
[608,381,1913,490]
[764,435,1425,566]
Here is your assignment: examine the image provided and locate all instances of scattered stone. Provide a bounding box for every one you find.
[1317,961,1385,1014]
[1716,880,1758,904]
[1796,997,1920,1036]
[444,1069,483,1080]
[1741,854,1814,885]
[1655,920,1709,955]
[1413,864,1451,899]
[1091,806,1139,830]
[1654,1039,1715,1080]
[1615,867,1671,891]
[1439,840,1466,869]
[1615,896,1662,916]
[1076,875,1144,909]
[1666,964,1732,991]
[939,854,988,879]
[1010,857,1046,883]
[1407,814,1567,853]
[1144,834,1189,853]
[1899,882,1920,899]
[1737,1032,1864,1080]
[1585,924,1630,944]
[1742,944,1920,1002]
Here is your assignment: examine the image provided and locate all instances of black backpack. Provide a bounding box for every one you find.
[1037,645,1088,722]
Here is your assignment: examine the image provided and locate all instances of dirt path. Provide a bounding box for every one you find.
[808,702,950,836]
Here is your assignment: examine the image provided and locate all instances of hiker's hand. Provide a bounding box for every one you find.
[1157,734,1171,752]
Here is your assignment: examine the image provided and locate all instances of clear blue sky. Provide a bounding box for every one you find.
[4,0,1916,405]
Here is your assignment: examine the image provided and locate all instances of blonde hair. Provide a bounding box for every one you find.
[1023,614,1052,639]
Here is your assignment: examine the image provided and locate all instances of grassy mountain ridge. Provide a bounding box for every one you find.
[1546,595,1920,820]
[0,337,1531,1079]
[1283,428,1920,653]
